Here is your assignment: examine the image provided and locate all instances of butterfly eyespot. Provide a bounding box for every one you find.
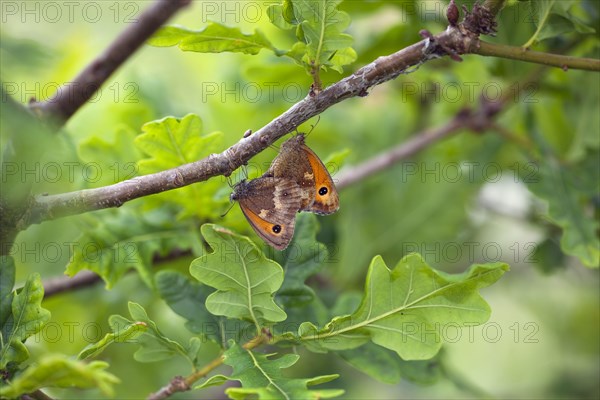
[272,225,282,234]
[318,187,328,196]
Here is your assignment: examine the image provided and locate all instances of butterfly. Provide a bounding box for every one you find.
[266,134,339,215]
[230,176,302,250]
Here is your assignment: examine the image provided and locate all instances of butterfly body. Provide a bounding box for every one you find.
[231,177,302,250]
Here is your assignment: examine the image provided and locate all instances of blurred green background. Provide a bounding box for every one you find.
[2,0,598,398]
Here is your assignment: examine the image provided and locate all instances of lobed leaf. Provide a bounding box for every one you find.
[526,151,600,268]
[269,0,356,75]
[155,270,255,347]
[337,342,441,385]
[135,114,225,219]
[77,302,193,367]
[78,127,142,187]
[66,207,199,289]
[78,321,147,360]
[0,273,50,369]
[148,24,280,55]
[190,225,287,331]
[0,356,119,398]
[222,343,343,399]
[295,254,509,360]
[0,256,16,329]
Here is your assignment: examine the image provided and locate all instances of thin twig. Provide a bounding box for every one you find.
[147,334,266,400]
[29,0,191,125]
[475,41,600,71]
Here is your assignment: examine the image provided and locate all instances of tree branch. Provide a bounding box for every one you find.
[28,0,191,125]
[336,119,464,189]
[43,270,101,298]
[24,25,481,228]
[475,41,600,71]
[42,249,192,298]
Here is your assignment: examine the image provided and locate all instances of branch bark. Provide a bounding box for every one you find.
[23,25,480,227]
[28,0,191,125]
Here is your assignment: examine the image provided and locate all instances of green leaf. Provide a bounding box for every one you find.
[537,1,596,42]
[296,254,509,360]
[66,207,198,289]
[78,302,193,367]
[272,294,330,338]
[135,114,225,219]
[157,270,256,348]
[190,225,287,332]
[267,4,296,30]
[527,152,600,268]
[0,355,119,398]
[78,321,147,360]
[194,374,230,390]
[126,302,189,364]
[523,0,556,47]
[286,0,356,73]
[0,273,50,369]
[223,343,343,400]
[155,270,215,336]
[148,24,280,55]
[337,342,441,384]
[0,256,16,328]
[273,213,328,307]
[78,127,142,187]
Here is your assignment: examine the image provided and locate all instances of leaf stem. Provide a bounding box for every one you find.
[147,334,267,400]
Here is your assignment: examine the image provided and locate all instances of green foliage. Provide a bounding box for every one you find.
[79,302,199,368]
[295,254,509,360]
[274,213,328,307]
[3,0,598,398]
[148,24,281,55]
[527,151,600,268]
[66,207,201,289]
[78,127,141,187]
[78,320,147,360]
[155,270,256,346]
[0,356,119,398]
[0,271,50,369]
[190,225,287,332]
[135,114,225,219]
[0,256,15,329]
[337,342,441,385]
[222,342,343,399]
[523,0,596,47]
[268,0,357,76]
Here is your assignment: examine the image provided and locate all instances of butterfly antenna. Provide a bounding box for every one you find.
[306,115,321,137]
[221,201,236,218]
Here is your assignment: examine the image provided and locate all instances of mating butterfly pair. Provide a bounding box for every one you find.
[231,134,339,250]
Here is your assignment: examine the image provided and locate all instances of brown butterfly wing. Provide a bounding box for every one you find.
[268,135,316,210]
[232,177,302,250]
[300,143,339,214]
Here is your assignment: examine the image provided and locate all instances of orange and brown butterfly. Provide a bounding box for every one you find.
[266,133,339,215]
[230,176,302,250]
